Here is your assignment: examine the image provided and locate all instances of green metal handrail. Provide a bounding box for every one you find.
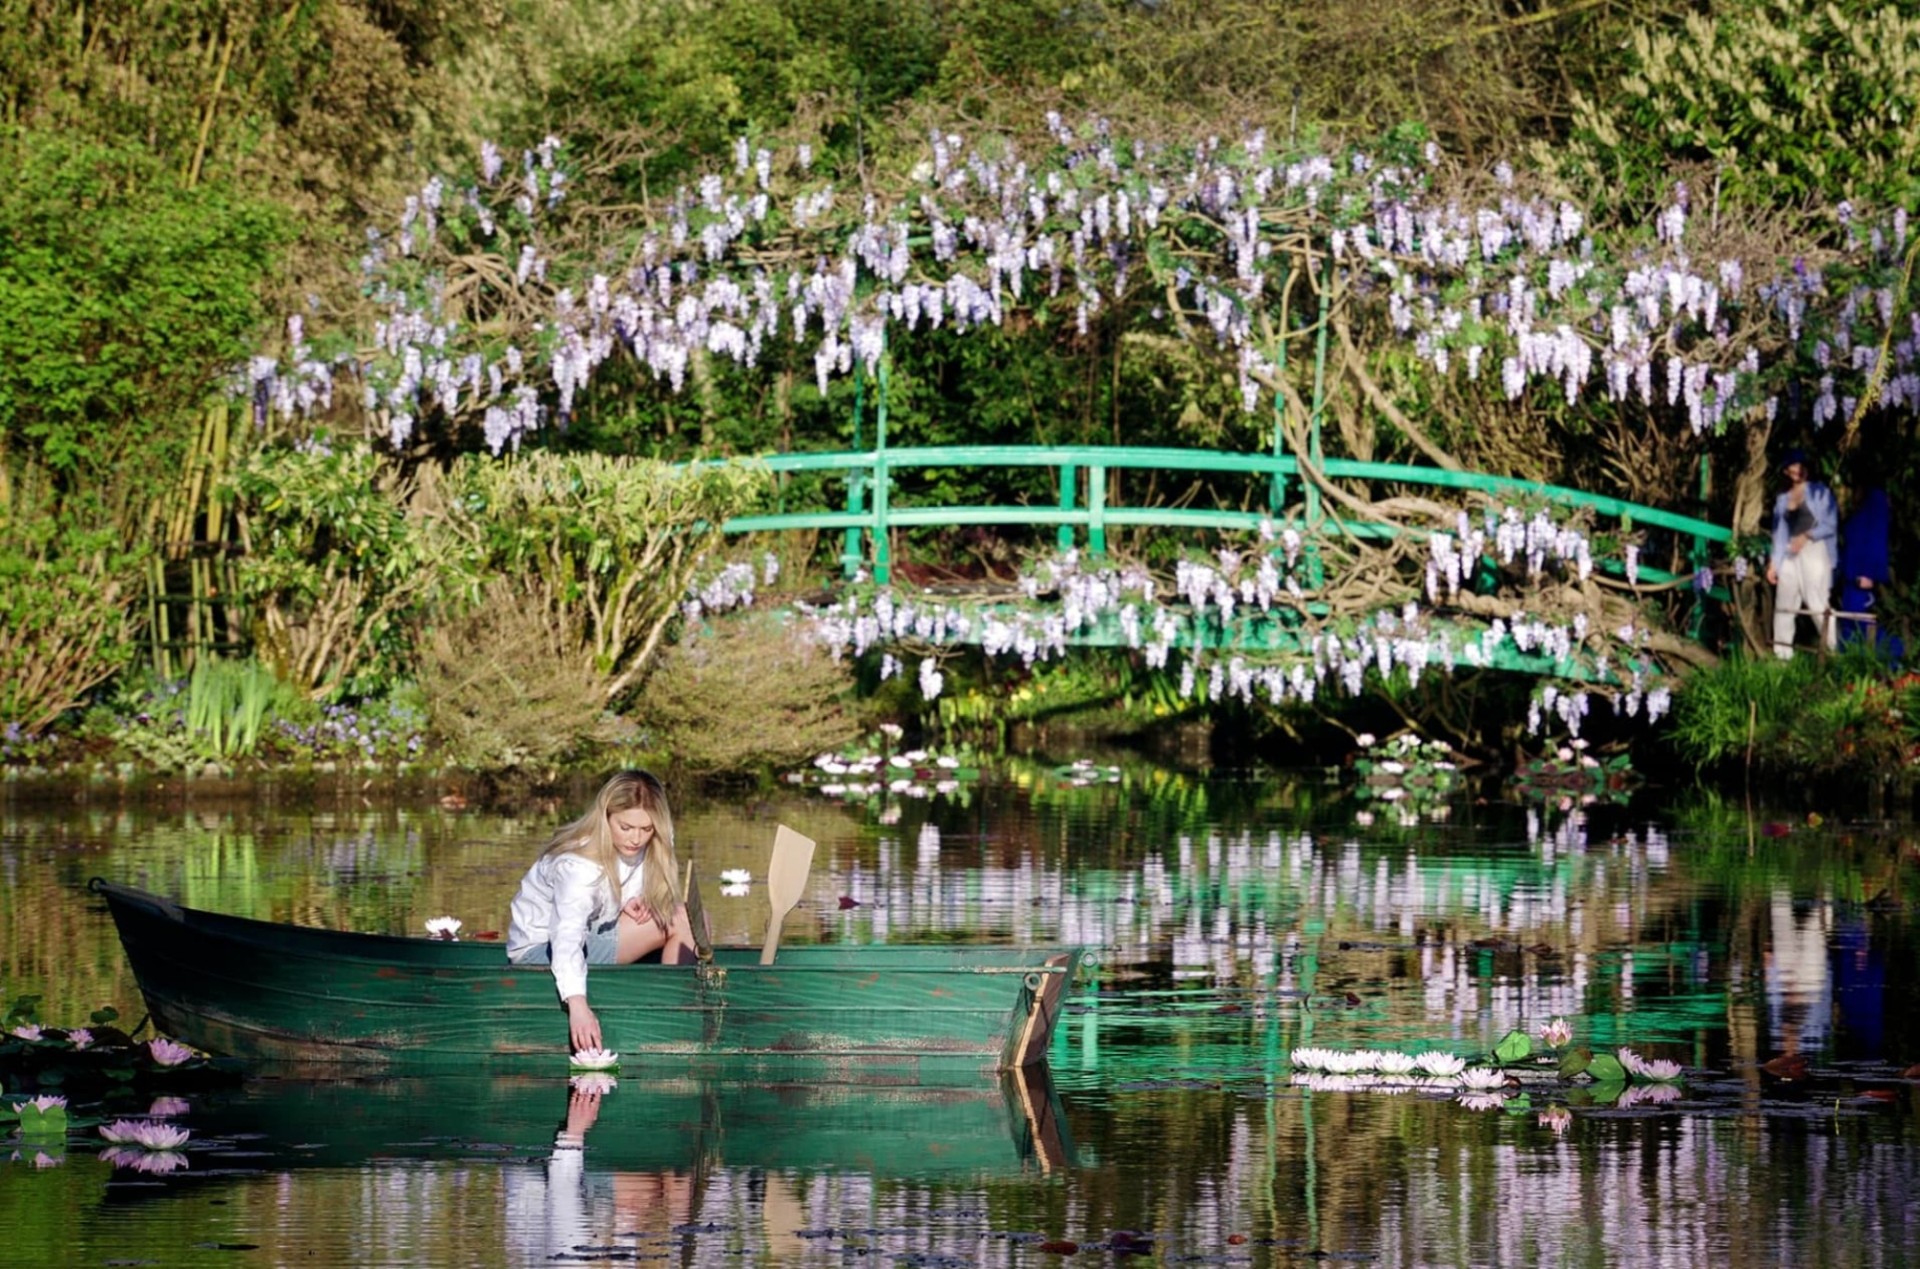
[713,444,1732,586]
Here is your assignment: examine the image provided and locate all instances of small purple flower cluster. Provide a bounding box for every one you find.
[274,699,427,765]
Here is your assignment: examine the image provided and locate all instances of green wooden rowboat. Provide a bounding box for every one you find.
[90,878,1083,1072]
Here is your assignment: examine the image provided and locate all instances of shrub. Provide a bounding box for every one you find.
[413,578,623,772]
[641,611,860,774]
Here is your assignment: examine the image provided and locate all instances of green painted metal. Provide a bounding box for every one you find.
[718,445,1731,551]
[93,879,1081,1072]
[1057,461,1077,553]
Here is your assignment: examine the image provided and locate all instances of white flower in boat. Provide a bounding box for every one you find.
[1537,1017,1573,1049]
[1374,1051,1418,1077]
[569,1073,618,1095]
[68,1028,93,1050]
[100,1119,190,1150]
[148,1037,196,1067]
[1458,1067,1508,1091]
[147,1097,191,1118]
[569,1047,620,1071]
[1457,1092,1507,1112]
[1415,1052,1466,1077]
[720,882,749,898]
[424,916,462,939]
[10,1023,42,1041]
[27,1095,67,1113]
[720,869,752,886]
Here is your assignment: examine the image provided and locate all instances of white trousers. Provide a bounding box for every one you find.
[1773,539,1835,658]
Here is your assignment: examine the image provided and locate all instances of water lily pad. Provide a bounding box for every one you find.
[1493,1029,1534,1066]
[1585,1052,1628,1084]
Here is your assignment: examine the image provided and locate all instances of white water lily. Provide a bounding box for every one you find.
[1374,1051,1419,1077]
[719,868,752,886]
[1415,1051,1466,1077]
[1458,1067,1508,1091]
[1618,1048,1685,1082]
[569,1073,618,1095]
[569,1048,620,1070]
[425,916,462,939]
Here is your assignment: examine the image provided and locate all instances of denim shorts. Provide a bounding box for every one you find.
[513,922,621,966]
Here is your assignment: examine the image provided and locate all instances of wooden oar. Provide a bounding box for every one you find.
[682,860,713,964]
[760,824,816,965]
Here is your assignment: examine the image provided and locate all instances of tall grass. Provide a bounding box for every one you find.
[184,657,289,757]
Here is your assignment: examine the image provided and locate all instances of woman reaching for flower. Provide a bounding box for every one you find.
[507,770,697,1052]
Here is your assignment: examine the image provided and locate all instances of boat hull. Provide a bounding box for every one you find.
[91,879,1081,1071]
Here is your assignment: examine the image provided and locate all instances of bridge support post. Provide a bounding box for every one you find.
[1088,465,1107,557]
[1057,462,1077,553]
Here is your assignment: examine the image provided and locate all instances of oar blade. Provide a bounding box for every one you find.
[760,824,816,965]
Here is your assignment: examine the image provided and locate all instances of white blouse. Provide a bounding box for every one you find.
[506,850,645,1002]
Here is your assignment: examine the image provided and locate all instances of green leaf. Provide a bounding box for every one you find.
[1585,1080,1627,1106]
[1493,1029,1535,1066]
[1504,1092,1534,1114]
[1586,1052,1628,1083]
[17,1103,68,1137]
[1557,1047,1593,1078]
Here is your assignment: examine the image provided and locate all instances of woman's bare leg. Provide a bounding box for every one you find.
[614,911,668,963]
[662,905,698,965]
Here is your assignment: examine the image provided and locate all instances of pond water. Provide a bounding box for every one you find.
[4,768,1920,1267]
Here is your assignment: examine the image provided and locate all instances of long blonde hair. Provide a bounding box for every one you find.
[541,770,680,934]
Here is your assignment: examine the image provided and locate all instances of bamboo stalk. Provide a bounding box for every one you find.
[186,27,236,190]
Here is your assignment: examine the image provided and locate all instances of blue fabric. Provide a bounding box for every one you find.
[1839,487,1901,656]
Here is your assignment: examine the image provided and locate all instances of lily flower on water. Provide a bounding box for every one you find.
[569,1048,619,1070]
[68,1028,93,1050]
[1538,1017,1573,1048]
[425,916,462,939]
[26,1095,67,1113]
[1415,1052,1466,1078]
[719,869,752,886]
[1457,1092,1508,1111]
[10,1024,42,1041]
[148,1037,195,1067]
[100,1120,191,1150]
[1458,1067,1508,1091]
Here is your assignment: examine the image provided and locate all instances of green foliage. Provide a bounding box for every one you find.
[184,657,296,758]
[432,451,770,701]
[0,132,285,487]
[638,609,862,775]
[1559,0,1920,207]
[228,439,444,697]
[0,478,144,733]
[1669,646,1911,780]
[1492,1029,1534,1066]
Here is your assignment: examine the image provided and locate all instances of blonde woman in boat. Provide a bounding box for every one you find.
[507,770,698,1051]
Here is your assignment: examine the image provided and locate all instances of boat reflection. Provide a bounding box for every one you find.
[180,1062,1071,1181]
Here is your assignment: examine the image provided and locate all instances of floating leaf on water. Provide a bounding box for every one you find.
[1586,1053,1628,1084]
[1557,1047,1592,1078]
[1493,1029,1534,1066]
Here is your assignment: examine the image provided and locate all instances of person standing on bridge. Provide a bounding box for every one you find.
[1765,447,1839,659]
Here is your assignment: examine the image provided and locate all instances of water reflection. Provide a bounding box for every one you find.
[5,776,1920,1263]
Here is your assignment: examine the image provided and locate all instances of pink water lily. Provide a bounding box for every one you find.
[147,1097,192,1118]
[1619,1048,1685,1082]
[147,1037,195,1067]
[100,1119,191,1150]
[10,1024,42,1041]
[26,1095,67,1113]
[68,1028,93,1051]
[1538,1017,1573,1048]
[29,1150,63,1169]
[102,1146,190,1174]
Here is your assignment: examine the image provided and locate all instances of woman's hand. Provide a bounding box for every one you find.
[620,896,655,927]
[566,996,601,1052]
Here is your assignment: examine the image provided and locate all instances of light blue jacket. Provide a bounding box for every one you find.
[1771,481,1838,565]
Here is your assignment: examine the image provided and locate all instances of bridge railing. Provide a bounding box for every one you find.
[715,445,1731,590]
